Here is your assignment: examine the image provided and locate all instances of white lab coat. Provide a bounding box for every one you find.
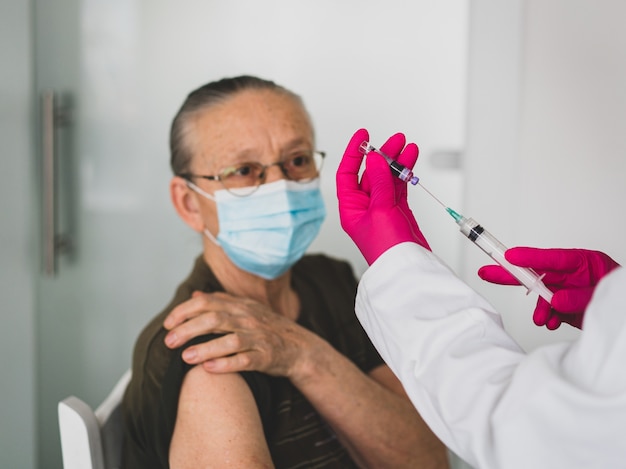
[355,242,626,469]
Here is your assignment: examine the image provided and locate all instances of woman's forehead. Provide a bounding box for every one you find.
[189,90,314,167]
[203,89,311,130]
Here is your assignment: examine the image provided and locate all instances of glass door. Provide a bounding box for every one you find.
[34,1,469,466]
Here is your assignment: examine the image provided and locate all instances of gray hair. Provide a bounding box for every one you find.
[170,75,309,175]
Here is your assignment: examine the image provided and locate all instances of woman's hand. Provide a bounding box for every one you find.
[163,291,321,379]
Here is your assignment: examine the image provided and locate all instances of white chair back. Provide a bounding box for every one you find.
[58,369,131,469]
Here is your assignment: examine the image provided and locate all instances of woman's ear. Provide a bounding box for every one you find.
[170,176,205,232]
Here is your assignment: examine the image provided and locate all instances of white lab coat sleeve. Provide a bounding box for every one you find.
[355,242,626,469]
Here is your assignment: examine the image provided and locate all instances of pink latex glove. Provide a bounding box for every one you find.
[478,247,620,330]
[336,128,430,265]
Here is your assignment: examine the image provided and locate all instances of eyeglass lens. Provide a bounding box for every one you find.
[220,152,323,192]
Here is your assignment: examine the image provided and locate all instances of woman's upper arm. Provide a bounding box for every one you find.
[169,365,274,469]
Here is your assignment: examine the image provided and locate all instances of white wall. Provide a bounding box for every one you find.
[0,1,37,468]
[465,0,626,352]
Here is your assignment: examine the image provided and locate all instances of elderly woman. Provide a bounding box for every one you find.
[122,75,448,468]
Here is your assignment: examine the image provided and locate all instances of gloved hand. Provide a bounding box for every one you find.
[478,247,620,330]
[336,128,430,265]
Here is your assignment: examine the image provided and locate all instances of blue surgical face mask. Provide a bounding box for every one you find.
[187,178,326,280]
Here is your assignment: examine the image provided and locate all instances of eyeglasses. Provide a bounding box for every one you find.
[179,150,325,196]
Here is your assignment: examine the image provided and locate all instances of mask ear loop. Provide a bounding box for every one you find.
[202,228,221,246]
[185,180,215,201]
[185,180,221,246]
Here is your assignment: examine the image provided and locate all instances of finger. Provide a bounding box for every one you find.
[477,265,519,285]
[164,290,239,330]
[379,133,406,159]
[337,128,369,197]
[545,312,563,330]
[202,351,255,373]
[182,332,243,365]
[396,142,419,171]
[365,152,397,209]
[163,292,214,330]
[165,310,225,348]
[164,291,242,344]
[394,142,419,199]
[551,288,593,313]
[504,247,583,273]
[478,267,568,290]
[532,297,552,327]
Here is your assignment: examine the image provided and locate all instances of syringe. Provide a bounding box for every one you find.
[359,141,554,304]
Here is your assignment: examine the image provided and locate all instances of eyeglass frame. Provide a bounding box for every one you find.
[178,150,326,196]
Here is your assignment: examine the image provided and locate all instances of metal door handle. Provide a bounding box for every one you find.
[41,91,71,276]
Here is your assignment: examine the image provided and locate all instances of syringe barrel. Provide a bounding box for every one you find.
[459,218,554,303]
[389,160,414,183]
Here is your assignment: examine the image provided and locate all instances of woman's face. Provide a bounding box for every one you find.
[186,88,315,238]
